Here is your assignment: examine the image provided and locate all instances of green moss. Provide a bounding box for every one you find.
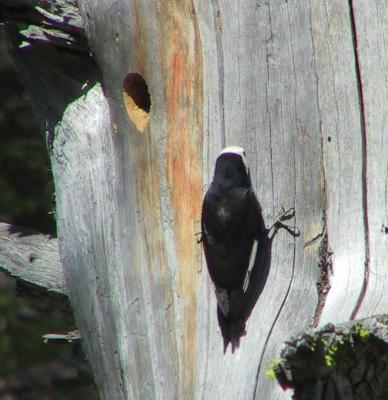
[354,324,370,339]
[324,354,334,368]
[265,359,280,380]
[310,337,317,352]
[320,334,347,369]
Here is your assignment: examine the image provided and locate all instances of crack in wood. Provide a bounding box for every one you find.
[264,2,275,215]
[348,0,370,321]
[312,14,330,326]
[211,0,225,148]
[253,232,297,400]
[304,228,325,248]
[312,231,333,327]
[252,4,277,398]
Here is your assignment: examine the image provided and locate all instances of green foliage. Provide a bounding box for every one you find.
[324,342,339,368]
[324,354,334,368]
[320,324,371,368]
[309,337,317,351]
[354,324,370,339]
[265,359,280,380]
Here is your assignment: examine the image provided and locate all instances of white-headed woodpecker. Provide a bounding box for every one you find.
[201,146,267,352]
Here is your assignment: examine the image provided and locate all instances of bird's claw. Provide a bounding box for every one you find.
[278,207,295,222]
[269,207,299,238]
[278,223,300,237]
[195,231,203,244]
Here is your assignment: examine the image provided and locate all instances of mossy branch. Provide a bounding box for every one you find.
[275,315,388,399]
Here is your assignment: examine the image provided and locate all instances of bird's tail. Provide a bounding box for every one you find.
[216,288,247,353]
[217,306,246,353]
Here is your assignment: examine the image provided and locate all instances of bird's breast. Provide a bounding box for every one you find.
[216,205,231,221]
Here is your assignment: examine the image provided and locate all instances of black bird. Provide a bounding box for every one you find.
[201,146,267,352]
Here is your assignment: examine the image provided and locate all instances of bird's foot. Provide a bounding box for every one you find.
[195,231,203,244]
[277,207,295,222]
[269,207,300,239]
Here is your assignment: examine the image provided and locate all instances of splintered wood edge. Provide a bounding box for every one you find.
[0,222,65,295]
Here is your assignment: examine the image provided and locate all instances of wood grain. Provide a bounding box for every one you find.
[349,0,388,319]
[311,0,366,326]
[0,223,64,294]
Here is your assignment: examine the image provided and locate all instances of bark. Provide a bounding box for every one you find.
[1,0,387,399]
[275,315,388,400]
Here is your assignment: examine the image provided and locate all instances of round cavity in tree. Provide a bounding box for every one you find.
[122,73,151,132]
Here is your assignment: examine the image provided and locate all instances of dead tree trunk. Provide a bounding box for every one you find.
[1,1,387,399]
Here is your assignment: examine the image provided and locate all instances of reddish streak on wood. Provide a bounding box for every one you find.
[163,6,202,396]
[170,52,181,117]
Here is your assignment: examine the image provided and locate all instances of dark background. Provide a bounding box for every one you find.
[0,26,98,400]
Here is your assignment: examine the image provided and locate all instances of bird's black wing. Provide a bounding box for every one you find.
[201,187,266,290]
[245,188,267,240]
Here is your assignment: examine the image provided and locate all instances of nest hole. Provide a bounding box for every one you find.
[123,73,151,132]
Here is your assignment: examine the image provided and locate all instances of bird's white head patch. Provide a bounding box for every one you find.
[219,146,248,172]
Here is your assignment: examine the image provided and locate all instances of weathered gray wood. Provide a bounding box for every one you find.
[349,1,388,319]
[311,0,366,326]
[200,3,322,399]
[0,223,65,294]
[43,330,80,343]
[3,0,387,399]
[317,0,388,325]
[1,0,85,50]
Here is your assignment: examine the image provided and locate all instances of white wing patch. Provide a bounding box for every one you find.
[214,240,258,316]
[243,239,258,292]
[203,225,214,245]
